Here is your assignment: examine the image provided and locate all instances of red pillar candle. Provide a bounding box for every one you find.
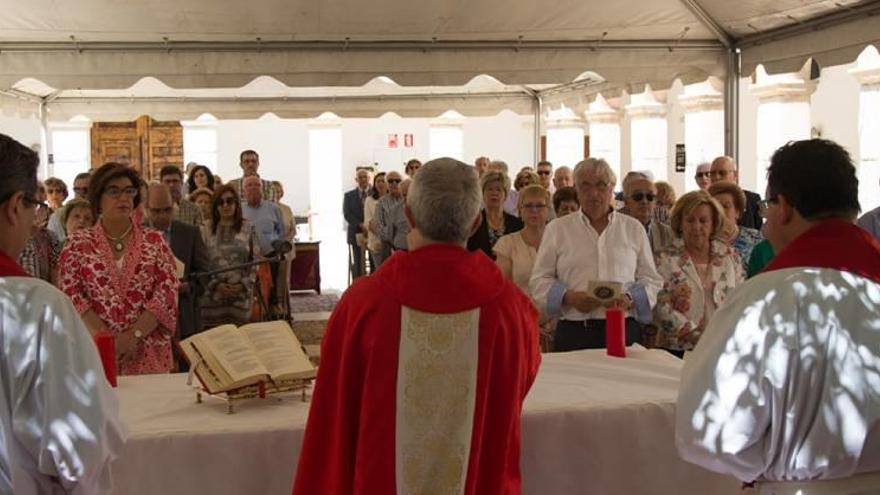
[94,331,118,387]
[605,308,626,358]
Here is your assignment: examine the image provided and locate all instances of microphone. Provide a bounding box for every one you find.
[271,239,294,255]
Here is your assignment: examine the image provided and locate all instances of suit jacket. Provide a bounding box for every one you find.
[343,188,370,245]
[168,220,212,340]
[740,189,763,230]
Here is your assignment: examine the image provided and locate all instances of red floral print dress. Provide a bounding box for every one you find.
[59,223,179,375]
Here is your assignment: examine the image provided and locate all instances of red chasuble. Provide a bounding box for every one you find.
[0,250,28,277]
[293,244,541,495]
[764,219,880,283]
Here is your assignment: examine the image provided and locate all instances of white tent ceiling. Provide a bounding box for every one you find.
[0,0,878,120]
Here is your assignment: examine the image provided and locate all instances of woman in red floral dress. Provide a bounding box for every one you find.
[59,163,178,375]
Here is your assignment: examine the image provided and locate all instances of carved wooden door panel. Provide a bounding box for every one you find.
[91,116,183,180]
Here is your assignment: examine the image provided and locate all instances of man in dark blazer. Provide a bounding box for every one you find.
[145,184,212,368]
[710,156,763,230]
[342,167,372,279]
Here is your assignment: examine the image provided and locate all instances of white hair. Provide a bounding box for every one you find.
[407,158,482,244]
[573,158,617,188]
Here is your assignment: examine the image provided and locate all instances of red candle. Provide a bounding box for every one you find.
[605,308,626,358]
[94,331,118,387]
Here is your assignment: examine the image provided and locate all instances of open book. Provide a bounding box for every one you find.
[180,320,317,395]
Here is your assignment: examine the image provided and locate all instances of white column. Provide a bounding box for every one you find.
[850,46,880,213]
[626,88,668,182]
[749,65,815,195]
[585,94,622,182]
[679,81,724,193]
[545,106,585,169]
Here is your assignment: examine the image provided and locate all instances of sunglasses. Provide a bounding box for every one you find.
[694,172,711,179]
[537,171,551,176]
[630,192,656,202]
[387,179,402,184]
[46,188,64,194]
[73,187,89,195]
[522,203,548,211]
[219,197,238,206]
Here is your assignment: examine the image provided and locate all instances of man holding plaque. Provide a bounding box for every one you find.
[531,158,662,351]
[295,158,541,494]
[0,134,124,493]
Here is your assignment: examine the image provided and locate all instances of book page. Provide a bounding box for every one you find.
[242,321,316,381]
[196,324,269,383]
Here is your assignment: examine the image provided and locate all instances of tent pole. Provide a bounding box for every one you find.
[724,48,741,162]
[38,100,52,179]
[534,93,543,165]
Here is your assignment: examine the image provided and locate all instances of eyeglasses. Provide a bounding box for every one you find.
[758,196,778,216]
[22,195,47,209]
[522,203,548,211]
[537,170,551,176]
[219,197,238,206]
[148,207,174,215]
[694,172,711,179]
[630,192,656,202]
[387,179,402,184]
[709,169,734,178]
[46,188,64,195]
[103,186,138,199]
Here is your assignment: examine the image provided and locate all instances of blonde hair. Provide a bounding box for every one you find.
[517,184,551,211]
[669,190,725,238]
[479,170,511,199]
[654,181,676,208]
[514,170,540,191]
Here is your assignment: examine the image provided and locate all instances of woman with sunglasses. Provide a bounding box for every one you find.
[59,163,179,375]
[199,185,258,328]
[364,172,388,269]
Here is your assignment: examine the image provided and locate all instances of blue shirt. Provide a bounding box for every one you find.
[242,200,283,255]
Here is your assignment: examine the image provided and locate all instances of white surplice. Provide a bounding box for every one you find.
[676,267,880,482]
[0,277,125,494]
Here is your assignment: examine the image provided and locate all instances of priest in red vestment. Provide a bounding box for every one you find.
[294,158,541,495]
[676,139,880,490]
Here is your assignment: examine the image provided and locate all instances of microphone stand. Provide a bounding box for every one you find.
[189,250,293,325]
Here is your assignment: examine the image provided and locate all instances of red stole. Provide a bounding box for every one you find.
[764,219,880,284]
[0,250,28,277]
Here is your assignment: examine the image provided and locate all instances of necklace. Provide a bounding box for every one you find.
[104,222,133,252]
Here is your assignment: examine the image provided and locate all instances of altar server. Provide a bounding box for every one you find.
[0,133,124,494]
[294,158,541,494]
[676,139,880,488]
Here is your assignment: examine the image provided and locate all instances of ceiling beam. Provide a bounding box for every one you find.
[737,0,880,49]
[45,91,535,104]
[678,0,733,48]
[0,39,724,54]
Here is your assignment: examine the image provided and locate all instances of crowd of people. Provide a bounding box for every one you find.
[345,151,780,355]
[2,128,879,493]
[13,145,298,376]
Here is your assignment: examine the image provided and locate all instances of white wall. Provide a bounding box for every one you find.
[0,114,41,149]
[811,62,861,162]
[215,115,310,213]
[213,110,534,215]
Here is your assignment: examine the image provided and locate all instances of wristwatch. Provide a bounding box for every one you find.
[133,329,144,339]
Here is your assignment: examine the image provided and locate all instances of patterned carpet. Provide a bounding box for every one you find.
[289,291,340,314]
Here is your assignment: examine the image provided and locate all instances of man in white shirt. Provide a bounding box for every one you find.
[530,157,662,351]
[552,166,573,190]
[0,133,124,494]
[676,139,880,489]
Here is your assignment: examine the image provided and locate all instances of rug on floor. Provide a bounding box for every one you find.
[289,292,340,313]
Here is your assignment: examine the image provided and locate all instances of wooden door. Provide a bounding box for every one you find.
[91,115,183,180]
